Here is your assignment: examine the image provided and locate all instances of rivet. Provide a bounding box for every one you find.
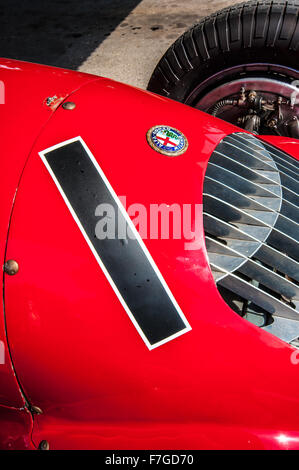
[4,260,19,276]
[62,101,76,110]
[31,405,43,415]
[38,440,50,451]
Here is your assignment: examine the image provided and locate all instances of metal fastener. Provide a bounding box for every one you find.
[62,101,76,110]
[46,95,57,106]
[31,405,43,415]
[4,260,19,276]
[38,440,50,451]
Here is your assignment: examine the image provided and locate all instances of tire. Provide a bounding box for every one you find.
[147,0,299,106]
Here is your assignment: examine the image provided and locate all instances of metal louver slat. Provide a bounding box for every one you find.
[204,193,299,259]
[203,212,299,282]
[262,317,299,343]
[220,140,277,169]
[212,151,299,204]
[219,272,299,322]
[257,245,299,283]
[203,133,299,345]
[224,135,299,192]
[206,163,282,201]
[231,133,299,176]
[205,237,299,302]
[237,134,299,171]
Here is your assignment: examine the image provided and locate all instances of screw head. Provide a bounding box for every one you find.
[4,260,19,276]
[38,440,50,451]
[62,101,76,110]
[31,405,43,415]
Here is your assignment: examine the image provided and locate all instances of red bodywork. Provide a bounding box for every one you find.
[1,59,299,450]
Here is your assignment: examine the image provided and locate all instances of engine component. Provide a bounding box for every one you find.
[210,87,298,137]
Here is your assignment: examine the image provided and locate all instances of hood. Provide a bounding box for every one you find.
[2,60,299,449]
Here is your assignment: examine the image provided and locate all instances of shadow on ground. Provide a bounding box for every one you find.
[0,0,142,69]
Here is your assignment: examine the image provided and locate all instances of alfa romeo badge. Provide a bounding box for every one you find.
[146,125,188,156]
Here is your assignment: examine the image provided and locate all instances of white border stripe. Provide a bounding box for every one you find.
[39,136,192,350]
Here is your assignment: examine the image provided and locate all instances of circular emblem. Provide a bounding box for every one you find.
[146,125,188,156]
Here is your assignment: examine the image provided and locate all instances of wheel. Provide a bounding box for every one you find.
[147,0,299,137]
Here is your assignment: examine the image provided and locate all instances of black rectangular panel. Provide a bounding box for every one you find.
[41,139,190,348]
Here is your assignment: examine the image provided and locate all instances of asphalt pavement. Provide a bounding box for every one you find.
[0,0,241,89]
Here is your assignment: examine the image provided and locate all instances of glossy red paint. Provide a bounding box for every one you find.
[0,59,100,444]
[1,60,299,450]
[0,405,35,450]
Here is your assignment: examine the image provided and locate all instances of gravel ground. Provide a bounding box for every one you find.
[0,0,242,89]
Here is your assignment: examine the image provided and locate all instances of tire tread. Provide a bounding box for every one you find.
[148,0,299,100]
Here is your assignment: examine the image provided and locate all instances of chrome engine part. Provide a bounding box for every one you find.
[196,77,299,138]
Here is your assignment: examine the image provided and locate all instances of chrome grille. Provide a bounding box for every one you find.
[203,133,299,345]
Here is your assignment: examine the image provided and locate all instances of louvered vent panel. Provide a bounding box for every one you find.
[203,133,299,345]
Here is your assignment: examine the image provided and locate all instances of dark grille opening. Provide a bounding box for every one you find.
[203,133,299,346]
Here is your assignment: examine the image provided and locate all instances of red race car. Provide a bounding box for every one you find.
[1,0,299,450]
